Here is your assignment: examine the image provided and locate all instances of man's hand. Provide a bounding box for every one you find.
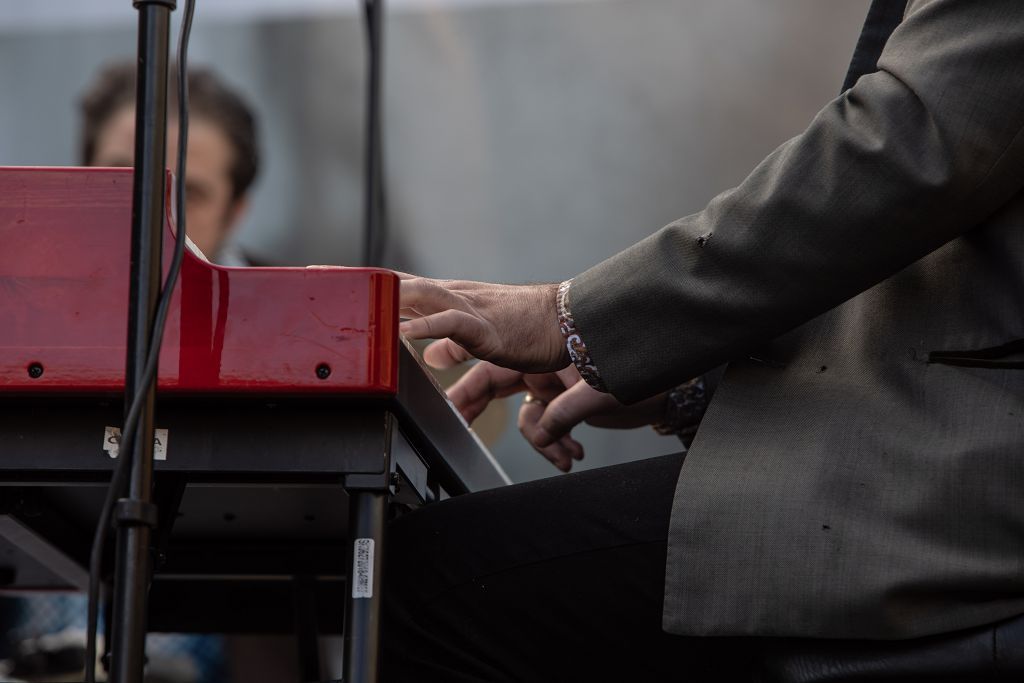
[446,361,666,472]
[399,276,569,373]
[398,274,664,471]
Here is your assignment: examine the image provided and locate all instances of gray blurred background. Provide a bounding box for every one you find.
[0,0,870,483]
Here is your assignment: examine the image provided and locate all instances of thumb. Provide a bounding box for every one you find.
[423,338,476,369]
[534,380,619,447]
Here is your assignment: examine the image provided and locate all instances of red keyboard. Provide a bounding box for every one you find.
[0,166,398,395]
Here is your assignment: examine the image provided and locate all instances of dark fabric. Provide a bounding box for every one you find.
[381,454,761,682]
[761,613,1024,683]
[380,453,1024,682]
[840,0,909,93]
[928,338,1024,369]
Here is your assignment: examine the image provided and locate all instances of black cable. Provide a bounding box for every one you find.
[362,0,387,267]
[84,1,195,679]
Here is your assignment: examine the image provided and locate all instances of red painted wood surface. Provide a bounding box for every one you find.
[0,167,398,395]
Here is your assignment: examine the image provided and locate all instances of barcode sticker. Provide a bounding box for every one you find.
[352,538,375,599]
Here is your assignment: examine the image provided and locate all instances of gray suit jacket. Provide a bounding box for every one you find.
[570,0,1024,639]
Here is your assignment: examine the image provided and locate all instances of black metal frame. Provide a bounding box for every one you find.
[0,401,394,682]
[0,347,508,682]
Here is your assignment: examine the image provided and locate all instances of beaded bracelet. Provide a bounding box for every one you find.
[556,279,609,393]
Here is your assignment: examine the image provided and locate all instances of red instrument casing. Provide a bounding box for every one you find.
[0,167,398,395]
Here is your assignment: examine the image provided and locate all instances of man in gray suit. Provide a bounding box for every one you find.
[386,0,1024,679]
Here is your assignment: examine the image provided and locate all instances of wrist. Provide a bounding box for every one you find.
[547,282,572,368]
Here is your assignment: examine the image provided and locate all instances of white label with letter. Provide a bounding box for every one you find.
[352,538,375,599]
[103,426,168,460]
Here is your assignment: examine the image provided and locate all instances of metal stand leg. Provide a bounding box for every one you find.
[110,1,175,680]
[342,490,387,683]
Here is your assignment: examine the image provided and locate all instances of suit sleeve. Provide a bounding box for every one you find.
[568,0,1024,403]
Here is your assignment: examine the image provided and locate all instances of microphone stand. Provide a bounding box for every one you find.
[110,1,176,681]
[343,4,387,681]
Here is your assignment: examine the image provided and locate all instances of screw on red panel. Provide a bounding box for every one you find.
[27,363,44,379]
[316,363,331,380]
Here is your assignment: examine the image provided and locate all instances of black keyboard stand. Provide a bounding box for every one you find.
[0,343,509,682]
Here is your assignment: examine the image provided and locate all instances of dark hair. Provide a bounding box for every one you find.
[79,60,260,200]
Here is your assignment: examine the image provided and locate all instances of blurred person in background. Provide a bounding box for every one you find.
[82,59,260,265]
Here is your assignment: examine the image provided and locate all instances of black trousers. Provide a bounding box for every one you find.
[381,453,1024,682]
